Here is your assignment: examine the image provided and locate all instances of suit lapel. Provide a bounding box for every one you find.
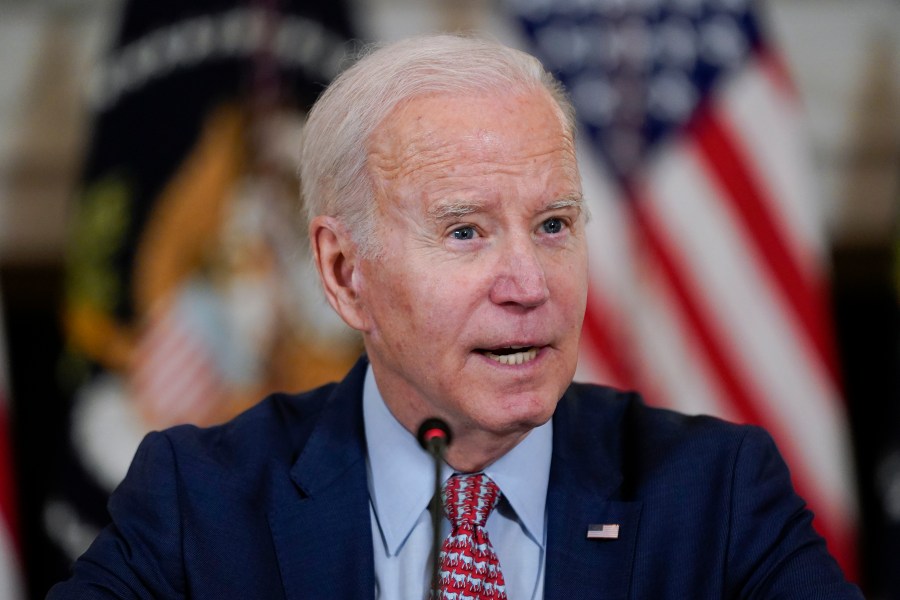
[268,359,375,600]
[544,386,643,600]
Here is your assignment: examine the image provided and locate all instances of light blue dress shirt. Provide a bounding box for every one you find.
[363,366,552,600]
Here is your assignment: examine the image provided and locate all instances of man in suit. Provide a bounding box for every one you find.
[49,34,862,599]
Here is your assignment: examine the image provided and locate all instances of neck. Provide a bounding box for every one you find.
[441,428,530,473]
[365,356,535,472]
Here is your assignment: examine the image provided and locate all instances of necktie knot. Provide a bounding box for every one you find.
[435,473,507,599]
[442,473,501,529]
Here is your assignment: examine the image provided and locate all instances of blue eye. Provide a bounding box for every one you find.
[452,226,476,240]
[542,218,563,234]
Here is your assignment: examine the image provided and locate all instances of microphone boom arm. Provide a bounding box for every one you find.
[417,418,452,597]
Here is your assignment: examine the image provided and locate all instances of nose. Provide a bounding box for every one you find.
[488,235,550,308]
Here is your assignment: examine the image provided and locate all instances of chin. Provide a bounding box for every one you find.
[479,392,559,434]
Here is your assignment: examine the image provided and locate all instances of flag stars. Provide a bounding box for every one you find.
[571,77,619,127]
[656,17,699,68]
[648,70,698,122]
[699,15,748,67]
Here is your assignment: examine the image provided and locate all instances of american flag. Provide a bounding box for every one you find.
[587,523,621,540]
[510,0,858,578]
[0,287,24,598]
[130,295,227,429]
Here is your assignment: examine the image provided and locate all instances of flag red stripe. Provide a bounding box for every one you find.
[0,409,18,551]
[131,304,223,425]
[582,288,634,389]
[135,345,221,422]
[757,46,798,100]
[630,197,763,427]
[688,106,840,385]
[630,194,855,579]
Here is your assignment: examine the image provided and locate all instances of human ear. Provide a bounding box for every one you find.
[309,215,370,331]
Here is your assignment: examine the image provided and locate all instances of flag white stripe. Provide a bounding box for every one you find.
[134,322,202,412]
[644,145,855,522]
[139,349,218,422]
[578,140,642,388]
[717,67,840,394]
[0,288,23,600]
[579,140,636,307]
[630,262,740,421]
[722,61,827,268]
[133,310,193,383]
[575,333,615,387]
[132,305,222,424]
[0,519,23,600]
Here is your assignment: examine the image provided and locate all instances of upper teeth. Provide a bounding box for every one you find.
[484,347,538,365]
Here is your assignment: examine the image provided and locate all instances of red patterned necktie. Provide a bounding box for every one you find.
[435,473,507,600]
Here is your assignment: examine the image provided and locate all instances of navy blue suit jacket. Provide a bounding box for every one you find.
[49,357,862,598]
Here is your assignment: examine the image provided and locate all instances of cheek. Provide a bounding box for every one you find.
[408,265,494,352]
[551,250,589,323]
[416,272,475,332]
[367,260,457,339]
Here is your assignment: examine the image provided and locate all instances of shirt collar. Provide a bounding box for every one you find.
[364,365,439,556]
[483,416,552,548]
[363,364,553,555]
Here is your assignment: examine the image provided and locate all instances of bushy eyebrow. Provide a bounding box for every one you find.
[428,194,584,223]
[427,201,485,222]
[544,194,584,212]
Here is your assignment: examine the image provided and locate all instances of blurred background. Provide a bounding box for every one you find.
[0,0,897,597]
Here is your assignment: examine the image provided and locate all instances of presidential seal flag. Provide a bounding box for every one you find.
[508,0,858,579]
[42,0,359,591]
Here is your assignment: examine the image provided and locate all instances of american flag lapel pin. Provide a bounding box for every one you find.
[587,523,620,540]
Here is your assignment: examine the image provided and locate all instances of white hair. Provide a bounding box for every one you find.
[299,33,576,257]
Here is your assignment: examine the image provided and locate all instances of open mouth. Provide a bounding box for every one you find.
[479,346,539,366]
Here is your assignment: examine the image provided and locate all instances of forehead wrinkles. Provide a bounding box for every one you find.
[367,131,465,185]
[368,90,568,162]
[367,126,576,195]
[363,96,580,239]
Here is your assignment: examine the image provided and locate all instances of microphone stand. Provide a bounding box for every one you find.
[417,418,452,598]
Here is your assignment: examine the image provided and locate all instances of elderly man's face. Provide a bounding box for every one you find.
[357,88,587,453]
